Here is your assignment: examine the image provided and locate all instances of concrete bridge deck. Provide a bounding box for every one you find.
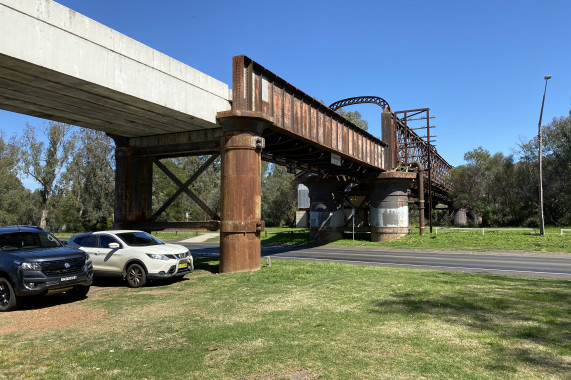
[0,0,231,136]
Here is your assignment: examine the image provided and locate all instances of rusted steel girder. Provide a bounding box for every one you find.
[135,221,220,231]
[231,55,386,173]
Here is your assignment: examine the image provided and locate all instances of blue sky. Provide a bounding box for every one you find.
[1,0,570,168]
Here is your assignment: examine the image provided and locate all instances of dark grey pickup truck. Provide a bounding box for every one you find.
[0,225,93,312]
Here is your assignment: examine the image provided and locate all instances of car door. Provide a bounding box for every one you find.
[74,235,102,270]
[95,234,125,275]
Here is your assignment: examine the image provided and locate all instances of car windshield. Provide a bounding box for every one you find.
[0,232,62,251]
[116,232,164,247]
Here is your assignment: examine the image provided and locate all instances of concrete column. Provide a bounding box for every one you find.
[113,145,153,230]
[302,176,349,242]
[454,208,468,225]
[368,172,416,241]
[217,111,269,273]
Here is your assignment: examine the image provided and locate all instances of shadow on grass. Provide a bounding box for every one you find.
[194,257,219,274]
[371,275,571,373]
[18,293,83,311]
[262,231,323,246]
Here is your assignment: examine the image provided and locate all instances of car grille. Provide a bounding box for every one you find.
[42,257,86,276]
[166,253,188,259]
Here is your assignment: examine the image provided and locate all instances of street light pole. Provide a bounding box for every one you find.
[538,75,551,236]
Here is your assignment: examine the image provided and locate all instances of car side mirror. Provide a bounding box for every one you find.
[108,243,120,249]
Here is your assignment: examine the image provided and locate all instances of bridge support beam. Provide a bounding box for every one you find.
[113,142,153,230]
[368,172,417,241]
[217,111,269,273]
[302,176,350,242]
[381,109,397,169]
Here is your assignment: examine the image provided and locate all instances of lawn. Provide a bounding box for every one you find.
[261,227,571,254]
[1,259,569,379]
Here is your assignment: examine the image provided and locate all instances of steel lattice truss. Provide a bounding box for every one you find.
[394,116,452,200]
[328,96,452,202]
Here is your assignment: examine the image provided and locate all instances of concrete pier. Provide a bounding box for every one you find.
[368,172,416,241]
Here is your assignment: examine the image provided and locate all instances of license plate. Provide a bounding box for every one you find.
[178,262,188,269]
[61,275,77,282]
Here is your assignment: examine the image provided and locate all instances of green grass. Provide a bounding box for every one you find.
[56,226,571,253]
[0,260,569,379]
[261,227,571,253]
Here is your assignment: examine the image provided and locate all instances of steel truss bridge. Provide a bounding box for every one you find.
[329,97,452,204]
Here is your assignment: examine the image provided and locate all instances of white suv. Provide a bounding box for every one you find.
[68,230,193,288]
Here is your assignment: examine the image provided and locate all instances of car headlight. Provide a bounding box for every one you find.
[147,253,169,261]
[20,262,42,270]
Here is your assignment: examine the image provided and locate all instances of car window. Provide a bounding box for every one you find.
[99,235,119,248]
[74,235,98,248]
[116,232,164,247]
[0,232,61,251]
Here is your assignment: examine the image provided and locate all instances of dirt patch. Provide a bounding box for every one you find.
[134,289,179,295]
[0,294,107,335]
[238,369,315,380]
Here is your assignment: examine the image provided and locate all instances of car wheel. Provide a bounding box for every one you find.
[67,285,90,300]
[126,263,147,288]
[0,277,19,312]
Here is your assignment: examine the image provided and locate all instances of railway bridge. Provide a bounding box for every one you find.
[0,0,452,273]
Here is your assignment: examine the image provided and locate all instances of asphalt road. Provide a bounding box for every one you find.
[181,242,571,280]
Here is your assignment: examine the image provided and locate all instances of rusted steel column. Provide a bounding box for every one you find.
[218,111,270,273]
[367,172,416,241]
[301,176,349,242]
[410,162,425,236]
[113,143,153,230]
[381,109,397,170]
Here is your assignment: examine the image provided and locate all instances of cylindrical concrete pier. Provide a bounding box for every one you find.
[302,176,349,242]
[368,172,416,241]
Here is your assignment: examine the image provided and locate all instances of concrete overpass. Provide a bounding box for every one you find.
[0,0,452,273]
[0,0,231,136]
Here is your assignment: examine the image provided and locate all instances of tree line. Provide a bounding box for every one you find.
[0,122,297,232]
[0,108,569,232]
[448,109,571,227]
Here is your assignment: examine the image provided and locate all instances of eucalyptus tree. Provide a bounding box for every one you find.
[336,108,369,131]
[18,122,78,229]
[0,133,35,225]
[57,129,115,231]
[262,163,297,227]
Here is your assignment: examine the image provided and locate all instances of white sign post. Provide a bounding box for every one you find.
[352,208,355,241]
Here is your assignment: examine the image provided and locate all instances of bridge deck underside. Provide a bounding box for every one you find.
[0,55,216,137]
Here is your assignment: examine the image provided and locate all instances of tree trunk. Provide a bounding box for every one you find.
[39,208,48,229]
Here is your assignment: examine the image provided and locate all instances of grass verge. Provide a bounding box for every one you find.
[0,259,569,379]
[261,227,571,253]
